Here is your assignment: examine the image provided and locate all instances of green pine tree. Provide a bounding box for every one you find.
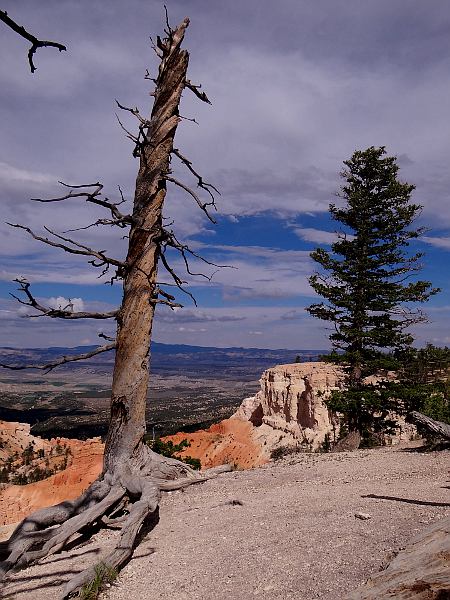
[307,146,439,437]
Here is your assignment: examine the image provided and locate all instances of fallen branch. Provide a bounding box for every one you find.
[409,411,450,441]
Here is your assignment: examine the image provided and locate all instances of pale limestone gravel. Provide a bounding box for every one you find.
[2,445,449,600]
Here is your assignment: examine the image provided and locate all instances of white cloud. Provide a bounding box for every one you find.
[48,296,85,312]
[0,162,55,186]
[421,235,450,250]
[293,227,337,245]
[161,243,315,301]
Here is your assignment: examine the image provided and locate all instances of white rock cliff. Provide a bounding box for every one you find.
[233,362,345,451]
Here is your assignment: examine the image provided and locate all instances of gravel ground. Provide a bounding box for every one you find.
[2,445,449,600]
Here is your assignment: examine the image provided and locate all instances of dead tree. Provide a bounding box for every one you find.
[0,16,229,598]
[409,411,450,441]
[0,8,66,72]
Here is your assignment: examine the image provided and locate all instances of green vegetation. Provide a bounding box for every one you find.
[79,563,118,600]
[270,444,306,460]
[394,344,450,435]
[0,441,72,485]
[307,146,439,442]
[147,438,201,470]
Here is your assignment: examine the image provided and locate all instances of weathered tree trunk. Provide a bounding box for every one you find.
[104,19,189,474]
[0,18,230,598]
[409,411,450,441]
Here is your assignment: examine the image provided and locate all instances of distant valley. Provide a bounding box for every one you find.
[0,343,325,439]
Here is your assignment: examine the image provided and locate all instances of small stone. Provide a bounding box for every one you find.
[355,511,372,520]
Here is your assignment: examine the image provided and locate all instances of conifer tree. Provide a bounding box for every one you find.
[307,146,439,436]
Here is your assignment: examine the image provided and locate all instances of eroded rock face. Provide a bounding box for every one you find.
[0,421,51,464]
[0,421,103,527]
[164,418,268,470]
[234,362,344,451]
[164,363,348,469]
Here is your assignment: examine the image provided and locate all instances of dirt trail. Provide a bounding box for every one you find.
[2,445,449,600]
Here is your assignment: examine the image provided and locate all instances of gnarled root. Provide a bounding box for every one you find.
[0,448,231,598]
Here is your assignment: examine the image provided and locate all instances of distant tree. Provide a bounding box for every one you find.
[149,438,201,470]
[0,468,9,483]
[21,443,34,466]
[307,146,439,438]
[391,344,450,428]
[396,344,450,385]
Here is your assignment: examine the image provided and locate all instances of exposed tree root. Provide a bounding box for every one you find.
[0,448,231,598]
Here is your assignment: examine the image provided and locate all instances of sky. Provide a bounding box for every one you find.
[0,0,449,350]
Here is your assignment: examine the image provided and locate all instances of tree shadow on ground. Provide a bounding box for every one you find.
[362,494,450,507]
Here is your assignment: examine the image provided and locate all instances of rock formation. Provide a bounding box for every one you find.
[167,362,346,468]
[164,418,267,470]
[0,421,103,528]
[170,361,417,468]
[0,421,51,464]
[233,362,344,452]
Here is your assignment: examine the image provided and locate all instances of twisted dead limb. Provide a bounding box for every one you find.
[10,278,118,320]
[0,341,116,373]
[0,14,230,598]
[0,8,66,73]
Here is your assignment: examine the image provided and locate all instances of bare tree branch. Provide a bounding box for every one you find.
[158,251,197,306]
[184,79,211,104]
[62,217,129,233]
[165,176,216,223]
[10,278,118,320]
[172,147,220,196]
[153,287,182,308]
[0,342,116,373]
[7,224,126,273]
[0,9,66,73]
[115,101,152,158]
[115,100,149,126]
[98,332,116,342]
[31,182,133,226]
[159,228,232,278]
